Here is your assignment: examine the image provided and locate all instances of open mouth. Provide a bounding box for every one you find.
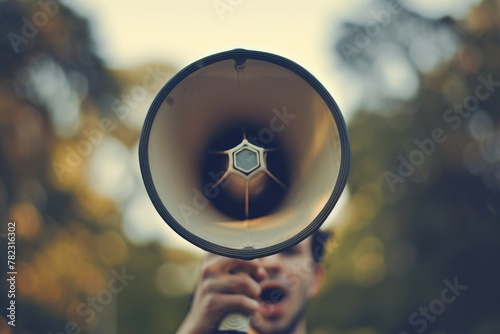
[260,287,287,305]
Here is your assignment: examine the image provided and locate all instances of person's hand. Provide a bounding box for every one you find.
[176,254,268,334]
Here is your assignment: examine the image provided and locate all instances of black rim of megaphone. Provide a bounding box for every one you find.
[139,49,350,260]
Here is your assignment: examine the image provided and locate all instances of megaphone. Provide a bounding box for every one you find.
[139,49,349,333]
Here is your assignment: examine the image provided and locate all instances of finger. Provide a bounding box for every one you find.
[203,293,259,316]
[226,260,268,282]
[202,274,262,299]
[202,256,267,282]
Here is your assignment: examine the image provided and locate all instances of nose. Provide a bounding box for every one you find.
[258,254,283,278]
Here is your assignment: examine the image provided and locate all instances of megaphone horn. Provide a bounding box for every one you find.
[139,49,350,261]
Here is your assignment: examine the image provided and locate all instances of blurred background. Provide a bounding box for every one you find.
[1,0,499,333]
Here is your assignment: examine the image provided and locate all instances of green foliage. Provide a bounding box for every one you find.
[313,0,500,333]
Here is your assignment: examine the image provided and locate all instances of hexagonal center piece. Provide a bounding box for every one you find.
[234,147,260,174]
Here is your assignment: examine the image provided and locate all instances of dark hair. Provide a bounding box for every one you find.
[310,229,333,263]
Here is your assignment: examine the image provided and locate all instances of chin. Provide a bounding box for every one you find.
[251,305,301,334]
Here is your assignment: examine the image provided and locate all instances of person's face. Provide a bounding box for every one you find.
[250,237,325,334]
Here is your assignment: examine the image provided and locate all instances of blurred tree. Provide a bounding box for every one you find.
[0,0,122,332]
[0,1,185,333]
[314,0,500,333]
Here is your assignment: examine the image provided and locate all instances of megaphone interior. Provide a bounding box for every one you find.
[139,49,350,260]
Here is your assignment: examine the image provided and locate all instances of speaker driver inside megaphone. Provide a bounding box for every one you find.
[200,121,291,220]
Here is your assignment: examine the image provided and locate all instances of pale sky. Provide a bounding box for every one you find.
[66,0,373,117]
[66,0,481,118]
